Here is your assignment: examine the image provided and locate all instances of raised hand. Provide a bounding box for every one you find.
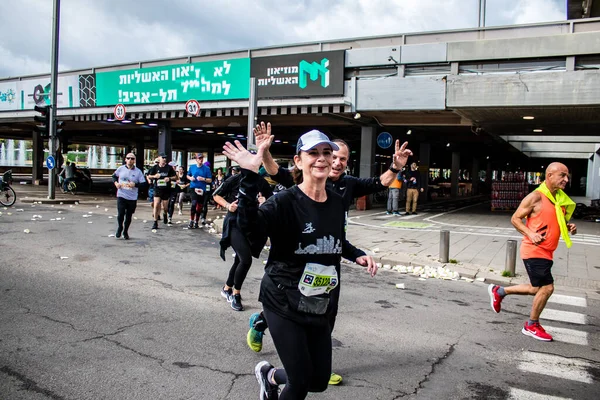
[392,140,413,169]
[222,140,264,173]
[255,122,273,151]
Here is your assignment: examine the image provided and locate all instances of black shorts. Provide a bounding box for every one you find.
[154,188,171,200]
[523,258,554,287]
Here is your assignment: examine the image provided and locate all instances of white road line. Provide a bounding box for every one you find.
[545,326,589,346]
[547,294,587,308]
[518,352,593,384]
[540,309,587,325]
[509,388,572,400]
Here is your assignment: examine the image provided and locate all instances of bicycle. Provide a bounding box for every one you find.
[0,170,16,207]
[58,176,77,195]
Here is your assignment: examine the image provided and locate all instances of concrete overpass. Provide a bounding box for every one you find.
[1,17,600,199]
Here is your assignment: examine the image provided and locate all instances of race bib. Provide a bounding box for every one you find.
[298,263,338,297]
[171,181,176,188]
[204,185,211,192]
[157,179,167,187]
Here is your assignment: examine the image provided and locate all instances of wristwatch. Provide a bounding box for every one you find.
[389,163,400,174]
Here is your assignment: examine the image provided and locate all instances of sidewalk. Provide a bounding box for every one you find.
[344,202,600,299]
[11,183,600,299]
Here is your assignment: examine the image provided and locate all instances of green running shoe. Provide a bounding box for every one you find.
[247,312,264,352]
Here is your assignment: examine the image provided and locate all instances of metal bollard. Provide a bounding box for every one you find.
[440,230,450,263]
[505,240,517,277]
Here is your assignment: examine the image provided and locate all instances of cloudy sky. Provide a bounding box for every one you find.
[0,0,566,79]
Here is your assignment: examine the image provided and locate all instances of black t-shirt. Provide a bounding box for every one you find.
[148,164,176,191]
[237,171,364,322]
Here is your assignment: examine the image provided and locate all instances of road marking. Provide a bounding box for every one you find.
[545,325,589,346]
[509,387,572,400]
[518,352,593,384]
[547,294,587,308]
[540,309,587,325]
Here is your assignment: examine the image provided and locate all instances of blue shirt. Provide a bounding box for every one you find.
[188,164,212,192]
[113,165,146,200]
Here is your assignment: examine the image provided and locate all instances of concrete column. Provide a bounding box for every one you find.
[135,141,144,170]
[419,142,430,198]
[359,126,376,178]
[31,131,44,184]
[587,149,600,200]
[181,150,189,172]
[157,123,172,161]
[207,148,215,174]
[451,151,460,197]
[471,157,480,195]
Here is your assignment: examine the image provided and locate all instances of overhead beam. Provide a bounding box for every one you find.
[501,135,600,143]
[519,142,598,153]
[524,151,593,159]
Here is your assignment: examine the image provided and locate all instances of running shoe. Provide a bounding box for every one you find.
[163,213,168,224]
[115,227,122,238]
[201,217,206,226]
[193,221,199,229]
[521,322,553,341]
[247,313,264,352]
[188,220,194,229]
[393,211,401,216]
[123,232,130,240]
[255,361,279,400]
[231,294,244,311]
[328,372,343,385]
[221,286,232,302]
[386,211,392,215]
[152,221,159,230]
[167,218,172,225]
[487,284,503,313]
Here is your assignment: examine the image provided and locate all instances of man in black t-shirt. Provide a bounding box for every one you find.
[146,153,176,230]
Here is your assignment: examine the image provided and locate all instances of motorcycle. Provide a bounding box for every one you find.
[0,170,16,207]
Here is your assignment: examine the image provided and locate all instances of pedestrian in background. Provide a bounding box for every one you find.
[405,162,423,215]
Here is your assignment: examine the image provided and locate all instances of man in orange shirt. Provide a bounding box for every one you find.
[386,174,402,215]
[487,162,576,341]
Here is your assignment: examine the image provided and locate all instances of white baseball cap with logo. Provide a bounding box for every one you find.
[296,130,339,154]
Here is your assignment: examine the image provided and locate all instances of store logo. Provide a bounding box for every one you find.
[0,89,16,104]
[298,58,329,89]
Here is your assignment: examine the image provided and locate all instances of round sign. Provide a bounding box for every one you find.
[113,104,126,121]
[377,132,393,149]
[46,155,56,170]
[185,100,200,116]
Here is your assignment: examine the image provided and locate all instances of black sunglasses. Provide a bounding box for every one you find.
[126,157,135,160]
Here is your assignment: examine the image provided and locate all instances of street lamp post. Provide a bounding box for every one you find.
[48,0,61,199]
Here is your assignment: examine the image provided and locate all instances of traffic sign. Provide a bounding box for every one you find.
[185,99,200,116]
[46,156,56,170]
[113,104,126,120]
[377,132,393,149]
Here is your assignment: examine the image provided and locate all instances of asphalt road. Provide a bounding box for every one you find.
[1,199,599,399]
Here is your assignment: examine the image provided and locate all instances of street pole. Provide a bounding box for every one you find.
[48,0,61,199]
[247,77,257,151]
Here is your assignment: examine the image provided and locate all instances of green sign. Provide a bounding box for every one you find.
[95,58,250,106]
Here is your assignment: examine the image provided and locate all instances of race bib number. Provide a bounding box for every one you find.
[157,179,167,187]
[298,263,338,297]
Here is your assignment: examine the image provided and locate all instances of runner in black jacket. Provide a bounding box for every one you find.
[243,122,413,386]
[213,173,273,311]
[223,130,376,400]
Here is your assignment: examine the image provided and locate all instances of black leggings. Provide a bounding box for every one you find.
[116,197,137,234]
[225,226,253,291]
[190,191,204,221]
[263,307,331,400]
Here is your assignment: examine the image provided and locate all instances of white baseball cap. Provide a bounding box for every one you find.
[296,130,339,154]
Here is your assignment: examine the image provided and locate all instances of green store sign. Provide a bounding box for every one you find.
[95,58,250,106]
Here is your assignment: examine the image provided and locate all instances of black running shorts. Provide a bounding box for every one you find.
[523,258,554,287]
